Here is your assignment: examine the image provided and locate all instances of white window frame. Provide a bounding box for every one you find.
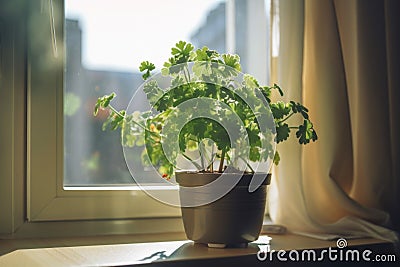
[1,0,270,237]
[0,2,26,235]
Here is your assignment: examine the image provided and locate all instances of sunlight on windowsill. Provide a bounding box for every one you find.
[0,234,390,266]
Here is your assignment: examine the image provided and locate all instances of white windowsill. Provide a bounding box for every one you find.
[0,233,391,266]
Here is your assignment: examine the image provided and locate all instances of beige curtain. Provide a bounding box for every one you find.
[269,0,399,242]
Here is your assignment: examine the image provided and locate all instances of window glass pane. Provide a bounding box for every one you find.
[64,0,268,186]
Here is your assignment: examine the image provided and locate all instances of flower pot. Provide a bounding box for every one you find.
[175,172,271,248]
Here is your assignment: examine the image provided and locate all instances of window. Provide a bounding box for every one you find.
[63,0,269,186]
[1,0,270,236]
[64,1,232,186]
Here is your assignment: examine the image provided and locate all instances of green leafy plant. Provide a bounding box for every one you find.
[94,41,317,179]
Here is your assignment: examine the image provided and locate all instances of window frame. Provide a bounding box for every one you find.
[0,2,26,235]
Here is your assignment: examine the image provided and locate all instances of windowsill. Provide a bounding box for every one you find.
[0,233,395,266]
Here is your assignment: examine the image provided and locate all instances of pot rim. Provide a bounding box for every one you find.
[175,171,271,187]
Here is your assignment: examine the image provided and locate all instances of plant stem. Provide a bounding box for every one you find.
[198,140,205,170]
[109,105,160,139]
[181,63,191,86]
[207,161,214,172]
[239,156,255,173]
[184,64,191,83]
[203,145,216,172]
[108,105,125,119]
[210,145,214,172]
[246,162,255,173]
[276,112,294,124]
[218,149,226,173]
[182,153,202,170]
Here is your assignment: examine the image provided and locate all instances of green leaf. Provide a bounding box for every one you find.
[243,74,260,89]
[94,92,116,115]
[273,151,280,165]
[139,61,156,80]
[94,101,100,116]
[249,146,260,162]
[222,54,241,71]
[194,47,209,61]
[260,86,272,103]
[143,80,164,110]
[192,61,212,77]
[290,101,309,119]
[276,123,290,143]
[171,41,194,63]
[296,119,318,144]
[273,83,284,96]
[205,49,220,61]
[271,101,291,120]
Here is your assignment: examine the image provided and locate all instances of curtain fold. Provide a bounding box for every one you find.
[269,0,399,242]
[384,0,400,230]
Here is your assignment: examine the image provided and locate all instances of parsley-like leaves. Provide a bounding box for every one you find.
[296,120,318,144]
[94,41,318,173]
[139,61,155,80]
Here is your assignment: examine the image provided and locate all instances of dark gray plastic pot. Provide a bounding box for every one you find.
[175,172,271,248]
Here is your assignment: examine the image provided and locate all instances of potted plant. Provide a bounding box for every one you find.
[94,41,317,248]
